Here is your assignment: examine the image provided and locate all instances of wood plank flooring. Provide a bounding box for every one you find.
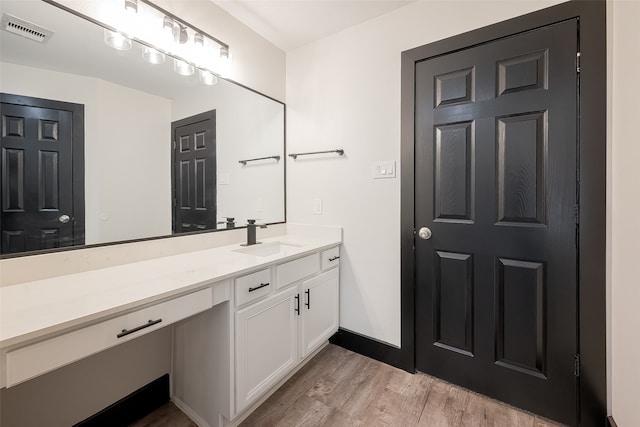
[134,344,563,426]
[129,402,196,427]
[241,344,562,426]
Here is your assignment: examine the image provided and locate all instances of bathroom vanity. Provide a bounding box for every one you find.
[0,224,341,426]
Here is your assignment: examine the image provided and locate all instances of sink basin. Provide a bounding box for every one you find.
[233,242,302,257]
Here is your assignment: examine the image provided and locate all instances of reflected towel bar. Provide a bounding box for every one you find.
[288,149,344,159]
[239,155,280,165]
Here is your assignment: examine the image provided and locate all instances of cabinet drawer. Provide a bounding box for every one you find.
[321,247,340,270]
[5,287,213,387]
[235,268,272,307]
[276,254,319,289]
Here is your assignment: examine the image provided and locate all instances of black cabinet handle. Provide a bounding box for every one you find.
[295,294,300,315]
[248,282,269,293]
[329,256,340,262]
[117,319,162,338]
[305,289,310,309]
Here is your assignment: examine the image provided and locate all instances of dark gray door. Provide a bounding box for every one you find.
[172,110,216,233]
[1,99,82,254]
[414,20,578,424]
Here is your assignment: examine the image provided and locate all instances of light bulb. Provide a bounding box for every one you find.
[218,47,232,77]
[124,0,138,14]
[162,16,176,47]
[142,46,165,64]
[104,29,132,50]
[199,70,218,85]
[174,59,195,76]
[194,33,204,48]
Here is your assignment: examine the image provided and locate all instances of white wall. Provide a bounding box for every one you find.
[0,62,172,245]
[287,0,564,348]
[92,80,172,244]
[610,1,640,425]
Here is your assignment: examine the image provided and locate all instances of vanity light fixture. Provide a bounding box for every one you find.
[142,46,165,64]
[199,69,218,85]
[100,0,232,80]
[104,28,132,50]
[174,58,195,76]
[124,0,138,14]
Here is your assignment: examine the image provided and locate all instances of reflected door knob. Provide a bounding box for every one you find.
[418,227,432,240]
[59,214,70,224]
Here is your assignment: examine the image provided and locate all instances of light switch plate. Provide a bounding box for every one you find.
[218,173,230,185]
[373,161,396,179]
[313,198,323,215]
[256,198,264,212]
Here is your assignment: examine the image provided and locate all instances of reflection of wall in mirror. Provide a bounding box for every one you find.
[172,82,285,228]
[0,62,172,245]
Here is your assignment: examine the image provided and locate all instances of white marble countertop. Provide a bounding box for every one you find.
[0,226,341,350]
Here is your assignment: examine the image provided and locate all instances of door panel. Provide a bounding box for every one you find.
[172,111,216,233]
[415,20,577,424]
[433,251,474,356]
[1,101,79,254]
[434,121,474,222]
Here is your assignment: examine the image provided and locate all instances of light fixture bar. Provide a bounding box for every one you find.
[42,0,231,79]
[137,0,229,51]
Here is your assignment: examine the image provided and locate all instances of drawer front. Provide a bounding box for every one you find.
[276,254,319,289]
[5,287,213,388]
[321,247,340,270]
[235,268,272,307]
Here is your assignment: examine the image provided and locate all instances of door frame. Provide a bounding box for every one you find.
[400,1,606,426]
[0,93,85,253]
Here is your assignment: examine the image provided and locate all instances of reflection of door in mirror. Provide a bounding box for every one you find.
[0,93,85,255]
[171,110,216,233]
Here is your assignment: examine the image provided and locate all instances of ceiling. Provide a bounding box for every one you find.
[210,0,415,51]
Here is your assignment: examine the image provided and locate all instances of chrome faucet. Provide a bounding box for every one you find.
[243,219,267,246]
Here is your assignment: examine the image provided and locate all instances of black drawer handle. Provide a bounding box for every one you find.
[305,289,310,309]
[117,319,162,338]
[328,256,340,262]
[248,282,270,292]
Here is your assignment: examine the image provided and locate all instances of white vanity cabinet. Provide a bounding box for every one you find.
[1,225,342,427]
[232,247,340,417]
[235,286,299,412]
[299,267,339,359]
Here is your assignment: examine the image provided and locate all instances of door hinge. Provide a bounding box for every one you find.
[574,354,580,377]
[173,140,176,150]
[576,52,581,73]
[574,204,580,224]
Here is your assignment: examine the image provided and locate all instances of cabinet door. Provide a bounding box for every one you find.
[235,286,298,413]
[300,268,339,358]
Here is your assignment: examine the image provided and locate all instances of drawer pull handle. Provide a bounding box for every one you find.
[329,256,340,262]
[117,319,163,338]
[305,289,310,309]
[248,282,270,293]
[295,294,300,315]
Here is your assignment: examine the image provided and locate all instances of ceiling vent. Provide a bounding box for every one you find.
[1,13,53,43]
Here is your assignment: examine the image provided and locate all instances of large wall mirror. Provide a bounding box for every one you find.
[0,0,285,257]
